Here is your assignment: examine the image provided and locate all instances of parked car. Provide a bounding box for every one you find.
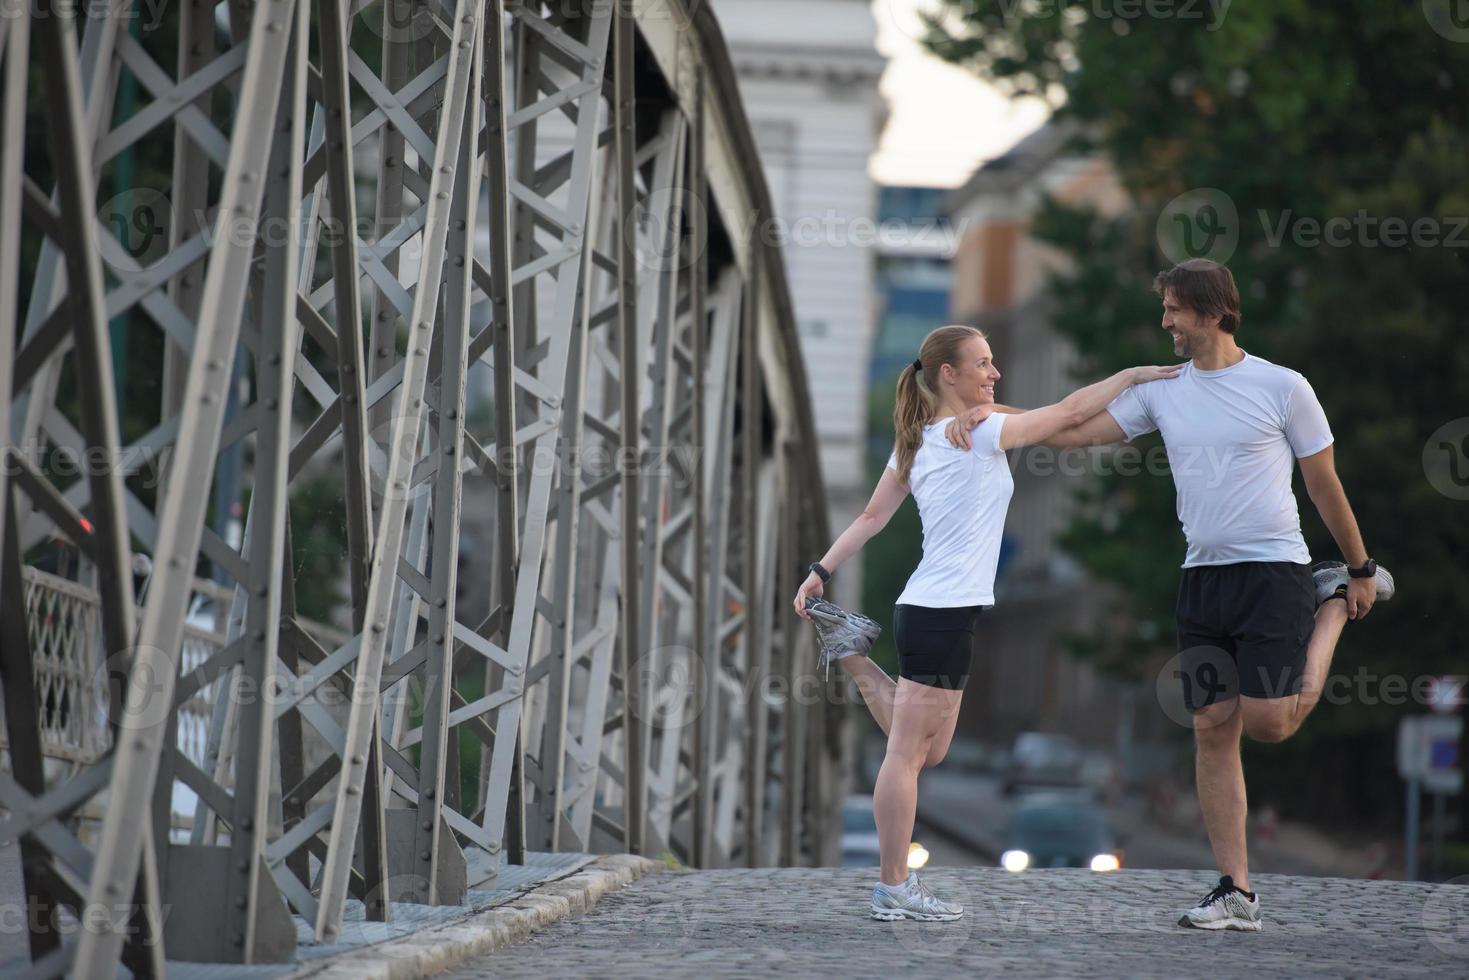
[998,796,1124,872]
[1001,731,1084,796]
[840,794,929,870]
[840,794,882,867]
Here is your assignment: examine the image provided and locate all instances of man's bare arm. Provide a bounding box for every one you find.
[1298,444,1375,619]
[1037,410,1128,449]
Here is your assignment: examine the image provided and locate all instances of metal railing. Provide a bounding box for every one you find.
[3,568,349,774]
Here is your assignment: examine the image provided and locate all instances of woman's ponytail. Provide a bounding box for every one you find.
[893,361,934,486]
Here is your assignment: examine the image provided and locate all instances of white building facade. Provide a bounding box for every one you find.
[717,0,888,603]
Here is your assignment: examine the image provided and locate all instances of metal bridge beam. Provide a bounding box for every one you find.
[0,2,848,973]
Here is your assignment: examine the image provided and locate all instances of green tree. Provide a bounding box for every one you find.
[924,0,1469,832]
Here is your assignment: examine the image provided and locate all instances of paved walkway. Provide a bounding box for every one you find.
[439,866,1469,978]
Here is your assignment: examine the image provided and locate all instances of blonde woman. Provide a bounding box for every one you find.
[792,324,1178,921]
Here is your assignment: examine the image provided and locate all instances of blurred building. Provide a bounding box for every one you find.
[943,121,1139,749]
[869,185,955,384]
[719,0,887,605]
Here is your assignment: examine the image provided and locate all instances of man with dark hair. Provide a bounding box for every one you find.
[947,257,1394,931]
[1153,257,1243,333]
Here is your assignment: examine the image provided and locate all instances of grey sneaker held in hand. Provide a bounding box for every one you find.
[805,596,882,681]
[870,872,964,922]
[1311,560,1395,606]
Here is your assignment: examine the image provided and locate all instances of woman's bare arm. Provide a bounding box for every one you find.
[792,467,910,619]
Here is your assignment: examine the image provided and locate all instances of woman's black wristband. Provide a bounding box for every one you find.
[808,562,831,584]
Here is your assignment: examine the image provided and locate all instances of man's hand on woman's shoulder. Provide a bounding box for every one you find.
[944,406,997,450]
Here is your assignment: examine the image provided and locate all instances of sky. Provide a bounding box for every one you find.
[868,0,1051,188]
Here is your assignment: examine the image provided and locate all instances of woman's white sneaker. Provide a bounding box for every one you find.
[1178,876,1262,931]
[870,872,964,922]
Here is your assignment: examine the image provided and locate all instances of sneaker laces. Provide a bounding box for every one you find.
[911,875,938,904]
[1198,878,1236,908]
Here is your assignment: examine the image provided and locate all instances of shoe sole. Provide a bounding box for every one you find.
[1177,914,1263,932]
[871,908,963,922]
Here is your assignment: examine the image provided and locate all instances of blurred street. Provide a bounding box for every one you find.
[857,737,1384,880]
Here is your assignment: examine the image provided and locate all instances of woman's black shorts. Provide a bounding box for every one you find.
[893,603,986,691]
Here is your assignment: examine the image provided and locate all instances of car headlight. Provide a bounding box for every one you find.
[907,842,930,870]
[1000,849,1030,872]
[1089,853,1120,872]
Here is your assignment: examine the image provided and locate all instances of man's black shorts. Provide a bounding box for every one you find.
[894,603,986,691]
[1175,561,1315,710]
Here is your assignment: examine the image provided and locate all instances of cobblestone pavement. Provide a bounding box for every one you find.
[438,867,1469,978]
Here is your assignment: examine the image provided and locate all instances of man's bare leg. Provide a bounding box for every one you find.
[838,655,897,735]
[1288,599,1350,729]
[1194,699,1250,892]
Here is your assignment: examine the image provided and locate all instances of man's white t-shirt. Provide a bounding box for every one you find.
[885,413,1013,607]
[1104,351,1333,568]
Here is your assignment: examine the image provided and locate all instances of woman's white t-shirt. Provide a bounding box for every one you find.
[885,413,1013,608]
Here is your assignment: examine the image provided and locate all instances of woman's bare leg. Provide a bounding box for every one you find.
[872,678,959,884]
[838,655,898,735]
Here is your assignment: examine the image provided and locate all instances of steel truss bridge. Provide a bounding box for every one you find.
[0,0,851,973]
